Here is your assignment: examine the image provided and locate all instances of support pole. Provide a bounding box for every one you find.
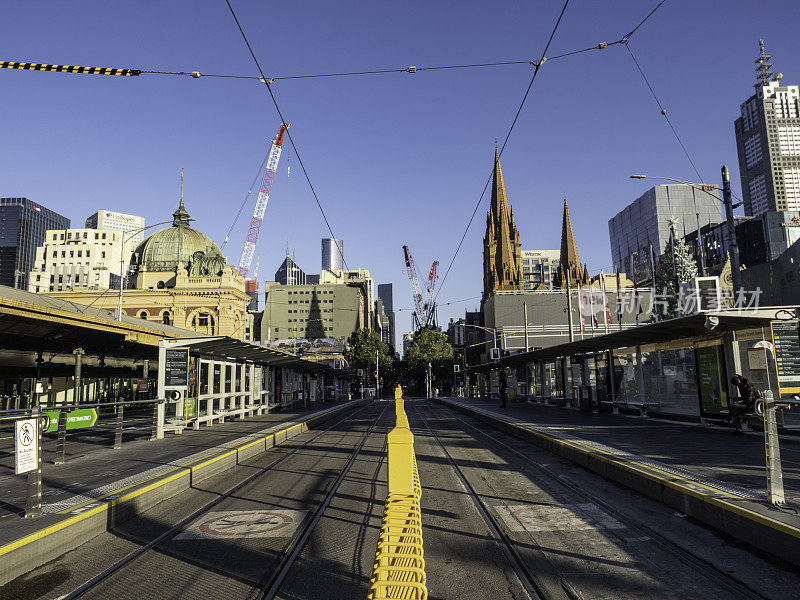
[762,393,785,504]
[565,272,574,342]
[722,165,743,293]
[24,406,43,518]
[54,408,67,464]
[524,302,530,352]
[72,347,85,404]
[113,402,124,449]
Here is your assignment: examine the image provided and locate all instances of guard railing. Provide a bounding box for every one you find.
[367,386,427,599]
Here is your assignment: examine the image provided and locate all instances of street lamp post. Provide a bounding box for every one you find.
[460,323,498,356]
[116,220,178,321]
[629,171,743,293]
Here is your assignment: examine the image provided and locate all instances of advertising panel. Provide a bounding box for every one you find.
[696,345,728,416]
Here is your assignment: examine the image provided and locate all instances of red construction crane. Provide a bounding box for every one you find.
[238,122,289,278]
[423,260,439,326]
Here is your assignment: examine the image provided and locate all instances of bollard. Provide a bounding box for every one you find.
[113,402,124,449]
[761,392,786,505]
[387,427,415,495]
[25,407,43,518]
[54,408,67,465]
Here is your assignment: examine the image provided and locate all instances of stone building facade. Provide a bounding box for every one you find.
[43,199,252,340]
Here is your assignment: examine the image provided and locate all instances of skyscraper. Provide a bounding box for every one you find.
[0,197,70,289]
[608,185,723,282]
[378,283,395,348]
[274,256,307,286]
[482,150,523,304]
[734,40,800,216]
[321,238,344,271]
[85,210,146,245]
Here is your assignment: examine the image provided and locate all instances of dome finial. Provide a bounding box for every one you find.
[173,168,191,226]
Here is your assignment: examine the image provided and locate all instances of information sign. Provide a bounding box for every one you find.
[770,321,800,394]
[747,347,768,371]
[41,408,98,434]
[696,345,728,416]
[165,348,189,387]
[15,418,38,475]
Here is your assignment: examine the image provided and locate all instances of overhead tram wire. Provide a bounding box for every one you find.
[623,39,746,203]
[432,0,572,306]
[221,150,270,249]
[432,0,669,305]
[3,42,638,85]
[623,42,704,184]
[223,0,348,272]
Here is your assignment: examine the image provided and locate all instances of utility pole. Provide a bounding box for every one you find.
[427,361,432,398]
[375,348,379,400]
[523,302,530,352]
[722,166,743,293]
[565,271,574,342]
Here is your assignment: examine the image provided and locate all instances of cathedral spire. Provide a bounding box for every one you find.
[555,198,589,288]
[483,151,522,303]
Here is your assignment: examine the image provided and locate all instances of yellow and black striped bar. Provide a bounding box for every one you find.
[0,61,141,77]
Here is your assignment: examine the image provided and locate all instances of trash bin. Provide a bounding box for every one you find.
[579,386,593,412]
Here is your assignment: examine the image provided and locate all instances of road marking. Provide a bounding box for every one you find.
[494,503,626,533]
[175,510,307,540]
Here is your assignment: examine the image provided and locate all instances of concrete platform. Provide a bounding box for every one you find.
[436,397,800,567]
[0,399,365,587]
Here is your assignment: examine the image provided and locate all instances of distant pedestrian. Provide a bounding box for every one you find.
[730,374,760,434]
[499,370,508,408]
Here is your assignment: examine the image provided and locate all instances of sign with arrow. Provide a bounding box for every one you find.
[41,408,98,434]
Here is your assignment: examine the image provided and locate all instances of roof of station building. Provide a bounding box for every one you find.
[131,199,228,277]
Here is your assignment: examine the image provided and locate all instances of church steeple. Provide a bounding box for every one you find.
[555,198,589,288]
[483,150,523,303]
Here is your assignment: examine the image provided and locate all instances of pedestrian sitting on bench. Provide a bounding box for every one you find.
[730,374,760,434]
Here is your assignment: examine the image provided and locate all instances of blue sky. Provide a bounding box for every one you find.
[2,1,799,348]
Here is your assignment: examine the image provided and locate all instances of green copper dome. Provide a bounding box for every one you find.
[131,200,228,276]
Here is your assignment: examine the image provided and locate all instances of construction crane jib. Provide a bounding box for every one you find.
[402,245,425,328]
[238,122,289,278]
[424,260,439,326]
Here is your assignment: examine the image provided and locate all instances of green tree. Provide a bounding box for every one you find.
[405,328,454,382]
[654,235,698,319]
[347,328,394,372]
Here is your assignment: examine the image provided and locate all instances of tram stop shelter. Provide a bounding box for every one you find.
[467,307,800,422]
[155,336,349,436]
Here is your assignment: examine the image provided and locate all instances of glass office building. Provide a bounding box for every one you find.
[0,198,70,289]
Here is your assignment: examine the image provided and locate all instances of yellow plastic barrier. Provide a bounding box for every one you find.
[367,386,427,599]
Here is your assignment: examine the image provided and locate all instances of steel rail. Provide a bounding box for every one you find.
[60,402,378,599]
[257,405,388,599]
[435,404,771,600]
[410,403,573,600]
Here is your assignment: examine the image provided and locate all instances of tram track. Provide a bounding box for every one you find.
[427,401,771,600]
[411,403,572,600]
[59,402,386,600]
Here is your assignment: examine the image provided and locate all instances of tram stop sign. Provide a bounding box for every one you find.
[15,418,39,475]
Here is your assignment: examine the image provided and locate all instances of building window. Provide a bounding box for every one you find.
[162,312,170,325]
[139,310,148,319]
